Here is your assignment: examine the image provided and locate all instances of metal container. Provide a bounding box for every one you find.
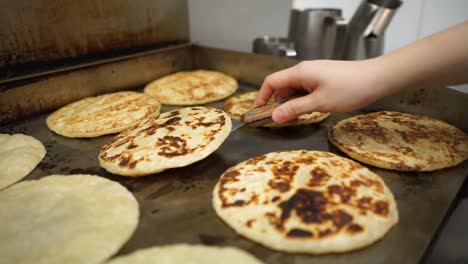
[343,0,402,60]
[252,36,296,58]
[287,8,347,60]
[254,0,402,61]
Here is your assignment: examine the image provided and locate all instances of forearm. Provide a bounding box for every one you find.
[373,21,468,95]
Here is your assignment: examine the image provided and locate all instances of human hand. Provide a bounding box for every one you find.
[253,59,391,123]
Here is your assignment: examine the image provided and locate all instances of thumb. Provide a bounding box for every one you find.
[272,93,319,123]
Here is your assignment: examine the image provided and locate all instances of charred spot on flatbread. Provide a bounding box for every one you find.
[268,161,299,193]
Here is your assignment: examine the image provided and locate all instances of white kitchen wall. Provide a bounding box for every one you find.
[189,0,468,53]
[188,0,291,53]
[189,0,468,92]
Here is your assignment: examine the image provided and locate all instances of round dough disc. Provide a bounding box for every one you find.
[0,174,139,264]
[46,91,161,138]
[0,133,46,189]
[105,244,263,264]
[144,70,238,105]
[213,150,398,254]
[329,111,468,171]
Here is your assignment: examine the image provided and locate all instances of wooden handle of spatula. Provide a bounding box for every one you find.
[241,94,302,126]
[241,101,280,125]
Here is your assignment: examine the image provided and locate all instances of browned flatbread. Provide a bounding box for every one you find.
[144,70,238,105]
[46,91,161,138]
[329,111,468,171]
[213,150,398,254]
[99,107,232,176]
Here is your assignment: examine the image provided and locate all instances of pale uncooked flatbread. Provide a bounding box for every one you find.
[0,133,46,189]
[47,91,161,138]
[99,106,232,176]
[144,70,238,105]
[213,150,398,254]
[105,244,263,264]
[329,111,468,171]
[0,174,139,264]
[224,91,330,126]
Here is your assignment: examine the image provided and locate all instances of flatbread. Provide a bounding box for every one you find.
[105,244,263,264]
[0,133,46,190]
[224,91,330,126]
[47,91,161,138]
[329,111,468,171]
[144,70,238,105]
[0,174,139,264]
[213,150,398,254]
[99,106,232,176]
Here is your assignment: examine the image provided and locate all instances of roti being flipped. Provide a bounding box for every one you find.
[46,91,161,138]
[0,174,139,264]
[105,244,263,264]
[144,70,238,105]
[0,134,46,189]
[329,111,468,171]
[99,106,231,176]
[213,150,398,254]
[224,91,330,126]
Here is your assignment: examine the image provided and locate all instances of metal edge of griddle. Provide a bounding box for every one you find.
[0,44,194,125]
[420,173,468,263]
[0,42,194,87]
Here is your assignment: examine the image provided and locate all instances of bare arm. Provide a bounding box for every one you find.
[254,21,468,123]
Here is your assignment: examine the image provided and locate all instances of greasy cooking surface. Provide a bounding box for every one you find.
[1,83,467,263]
[329,111,468,171]
[213,150,398,253]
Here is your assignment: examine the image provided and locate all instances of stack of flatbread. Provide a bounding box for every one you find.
[224,91,330,126]
[0,133,46,189]
[144,70,238,105]
[213,150,398,254]
[329,111,468,171]
[0,174,139,264]
[99,106,232,176]
[47,91,161,138]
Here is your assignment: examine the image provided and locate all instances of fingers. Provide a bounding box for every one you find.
[272,93,320,123]
[253,65,303,107]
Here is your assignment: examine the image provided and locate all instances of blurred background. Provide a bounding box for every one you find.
[189,0,468,53]
[188,0,468,92]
